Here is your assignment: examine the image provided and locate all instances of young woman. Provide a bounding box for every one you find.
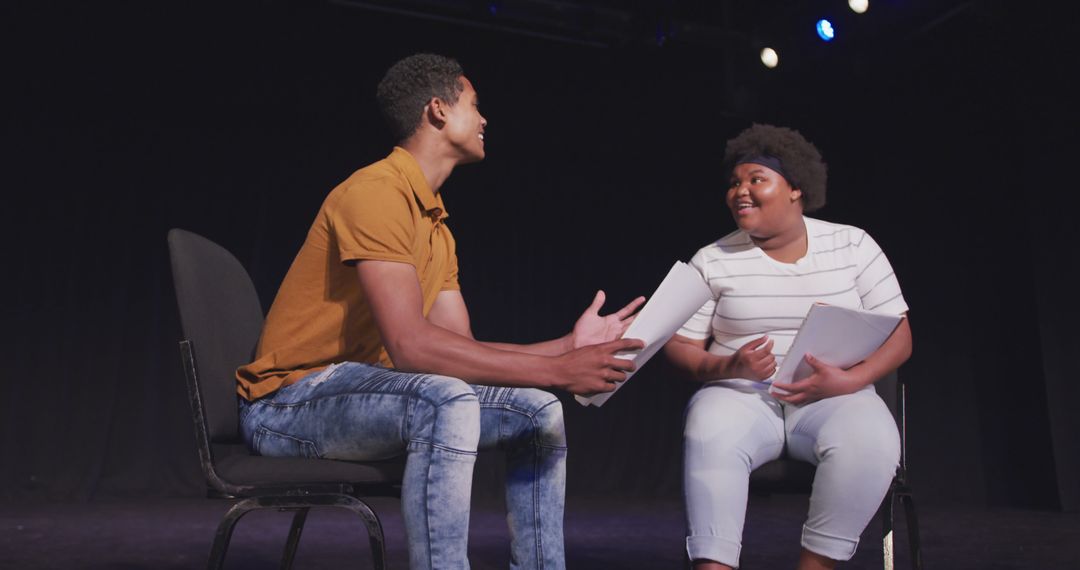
[664,124,912,570]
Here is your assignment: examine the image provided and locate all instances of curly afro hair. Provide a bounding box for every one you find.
[376,53,464,143]
[722,123,828,212]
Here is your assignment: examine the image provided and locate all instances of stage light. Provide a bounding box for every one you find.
[849,0,869,14]
[816,19,835,41]
[760,47,779,68]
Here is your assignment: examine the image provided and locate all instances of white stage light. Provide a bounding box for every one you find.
[760,47,779,68]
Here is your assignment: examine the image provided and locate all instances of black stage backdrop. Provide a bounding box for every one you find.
[3,0,1078,511]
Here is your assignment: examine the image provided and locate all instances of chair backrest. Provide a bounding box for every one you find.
[874,369,899,422]
[168,229,264,443]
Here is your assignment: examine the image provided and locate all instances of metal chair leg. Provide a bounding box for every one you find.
[341,497,388,570]
[900,492,923,570]
[209,497,260,570]
[882,487,896,570]
[207,495,388,570]
[280,508,310,570]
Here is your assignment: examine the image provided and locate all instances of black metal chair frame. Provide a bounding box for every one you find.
[879,380,922,570]
[170,228,403,569]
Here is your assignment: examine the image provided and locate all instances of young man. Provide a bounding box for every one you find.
[236,53,644,570]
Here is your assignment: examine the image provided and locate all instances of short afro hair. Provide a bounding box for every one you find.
[722,123,828,212]
[376,53,465,143]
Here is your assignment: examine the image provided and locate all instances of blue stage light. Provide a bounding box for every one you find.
[816,19,835,41]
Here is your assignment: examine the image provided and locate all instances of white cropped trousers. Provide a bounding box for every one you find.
[683,383,900,567]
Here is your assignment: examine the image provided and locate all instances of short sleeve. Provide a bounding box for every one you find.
[677,249,717,340]
[854,230,909,315]
[328,177,417,266]
[442,248,460,291]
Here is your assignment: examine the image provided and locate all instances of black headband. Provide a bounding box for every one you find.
[735,155,794,187]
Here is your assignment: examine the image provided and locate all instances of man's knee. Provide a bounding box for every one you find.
[412,375,481,452]
[530,391,566,448]
[421,375,479,407]
[501,388,565,449]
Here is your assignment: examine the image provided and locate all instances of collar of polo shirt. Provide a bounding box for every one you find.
[389,146,450,222]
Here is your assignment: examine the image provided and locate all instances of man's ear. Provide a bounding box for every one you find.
[790,188,803,202]
[426,97,448,128]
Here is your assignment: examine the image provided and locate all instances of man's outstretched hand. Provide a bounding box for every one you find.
[571,290,646,349]
[554,337,646,396]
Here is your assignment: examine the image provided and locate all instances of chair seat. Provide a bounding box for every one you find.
[215,451,406,488]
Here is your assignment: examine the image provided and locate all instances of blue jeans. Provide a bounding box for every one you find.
[238,362,567,570]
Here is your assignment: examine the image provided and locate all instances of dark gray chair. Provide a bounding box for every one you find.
[168,228,405,569]
[748,371,923,569]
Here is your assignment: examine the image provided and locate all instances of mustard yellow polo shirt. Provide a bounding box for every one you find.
[236,147,459,400]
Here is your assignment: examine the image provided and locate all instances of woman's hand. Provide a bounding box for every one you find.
[725,336,776,381]
[771,353,860,405]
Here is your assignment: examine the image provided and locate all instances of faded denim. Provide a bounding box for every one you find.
[239,362,567,570]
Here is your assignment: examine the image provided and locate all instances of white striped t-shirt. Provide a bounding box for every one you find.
[677,216,909,377]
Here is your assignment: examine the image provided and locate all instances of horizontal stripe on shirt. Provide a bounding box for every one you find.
[678,216,909,367]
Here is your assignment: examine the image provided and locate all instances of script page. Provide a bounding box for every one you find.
[769,303,903,394]
[576,261,713,407]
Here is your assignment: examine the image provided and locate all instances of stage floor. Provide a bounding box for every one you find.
[1,494,1077,569]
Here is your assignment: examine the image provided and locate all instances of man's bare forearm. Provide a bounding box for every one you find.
[390,321,566,388]
[479,335,573,357]
[391,320,642,396]
[357,260,639,395]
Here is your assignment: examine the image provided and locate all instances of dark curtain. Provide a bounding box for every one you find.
[1017,3,1080,512]
[3,0,1076,511]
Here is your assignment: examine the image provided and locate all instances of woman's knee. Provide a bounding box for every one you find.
[685,390,767,443]
[817,403,900,472]
[684,389,781,467]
